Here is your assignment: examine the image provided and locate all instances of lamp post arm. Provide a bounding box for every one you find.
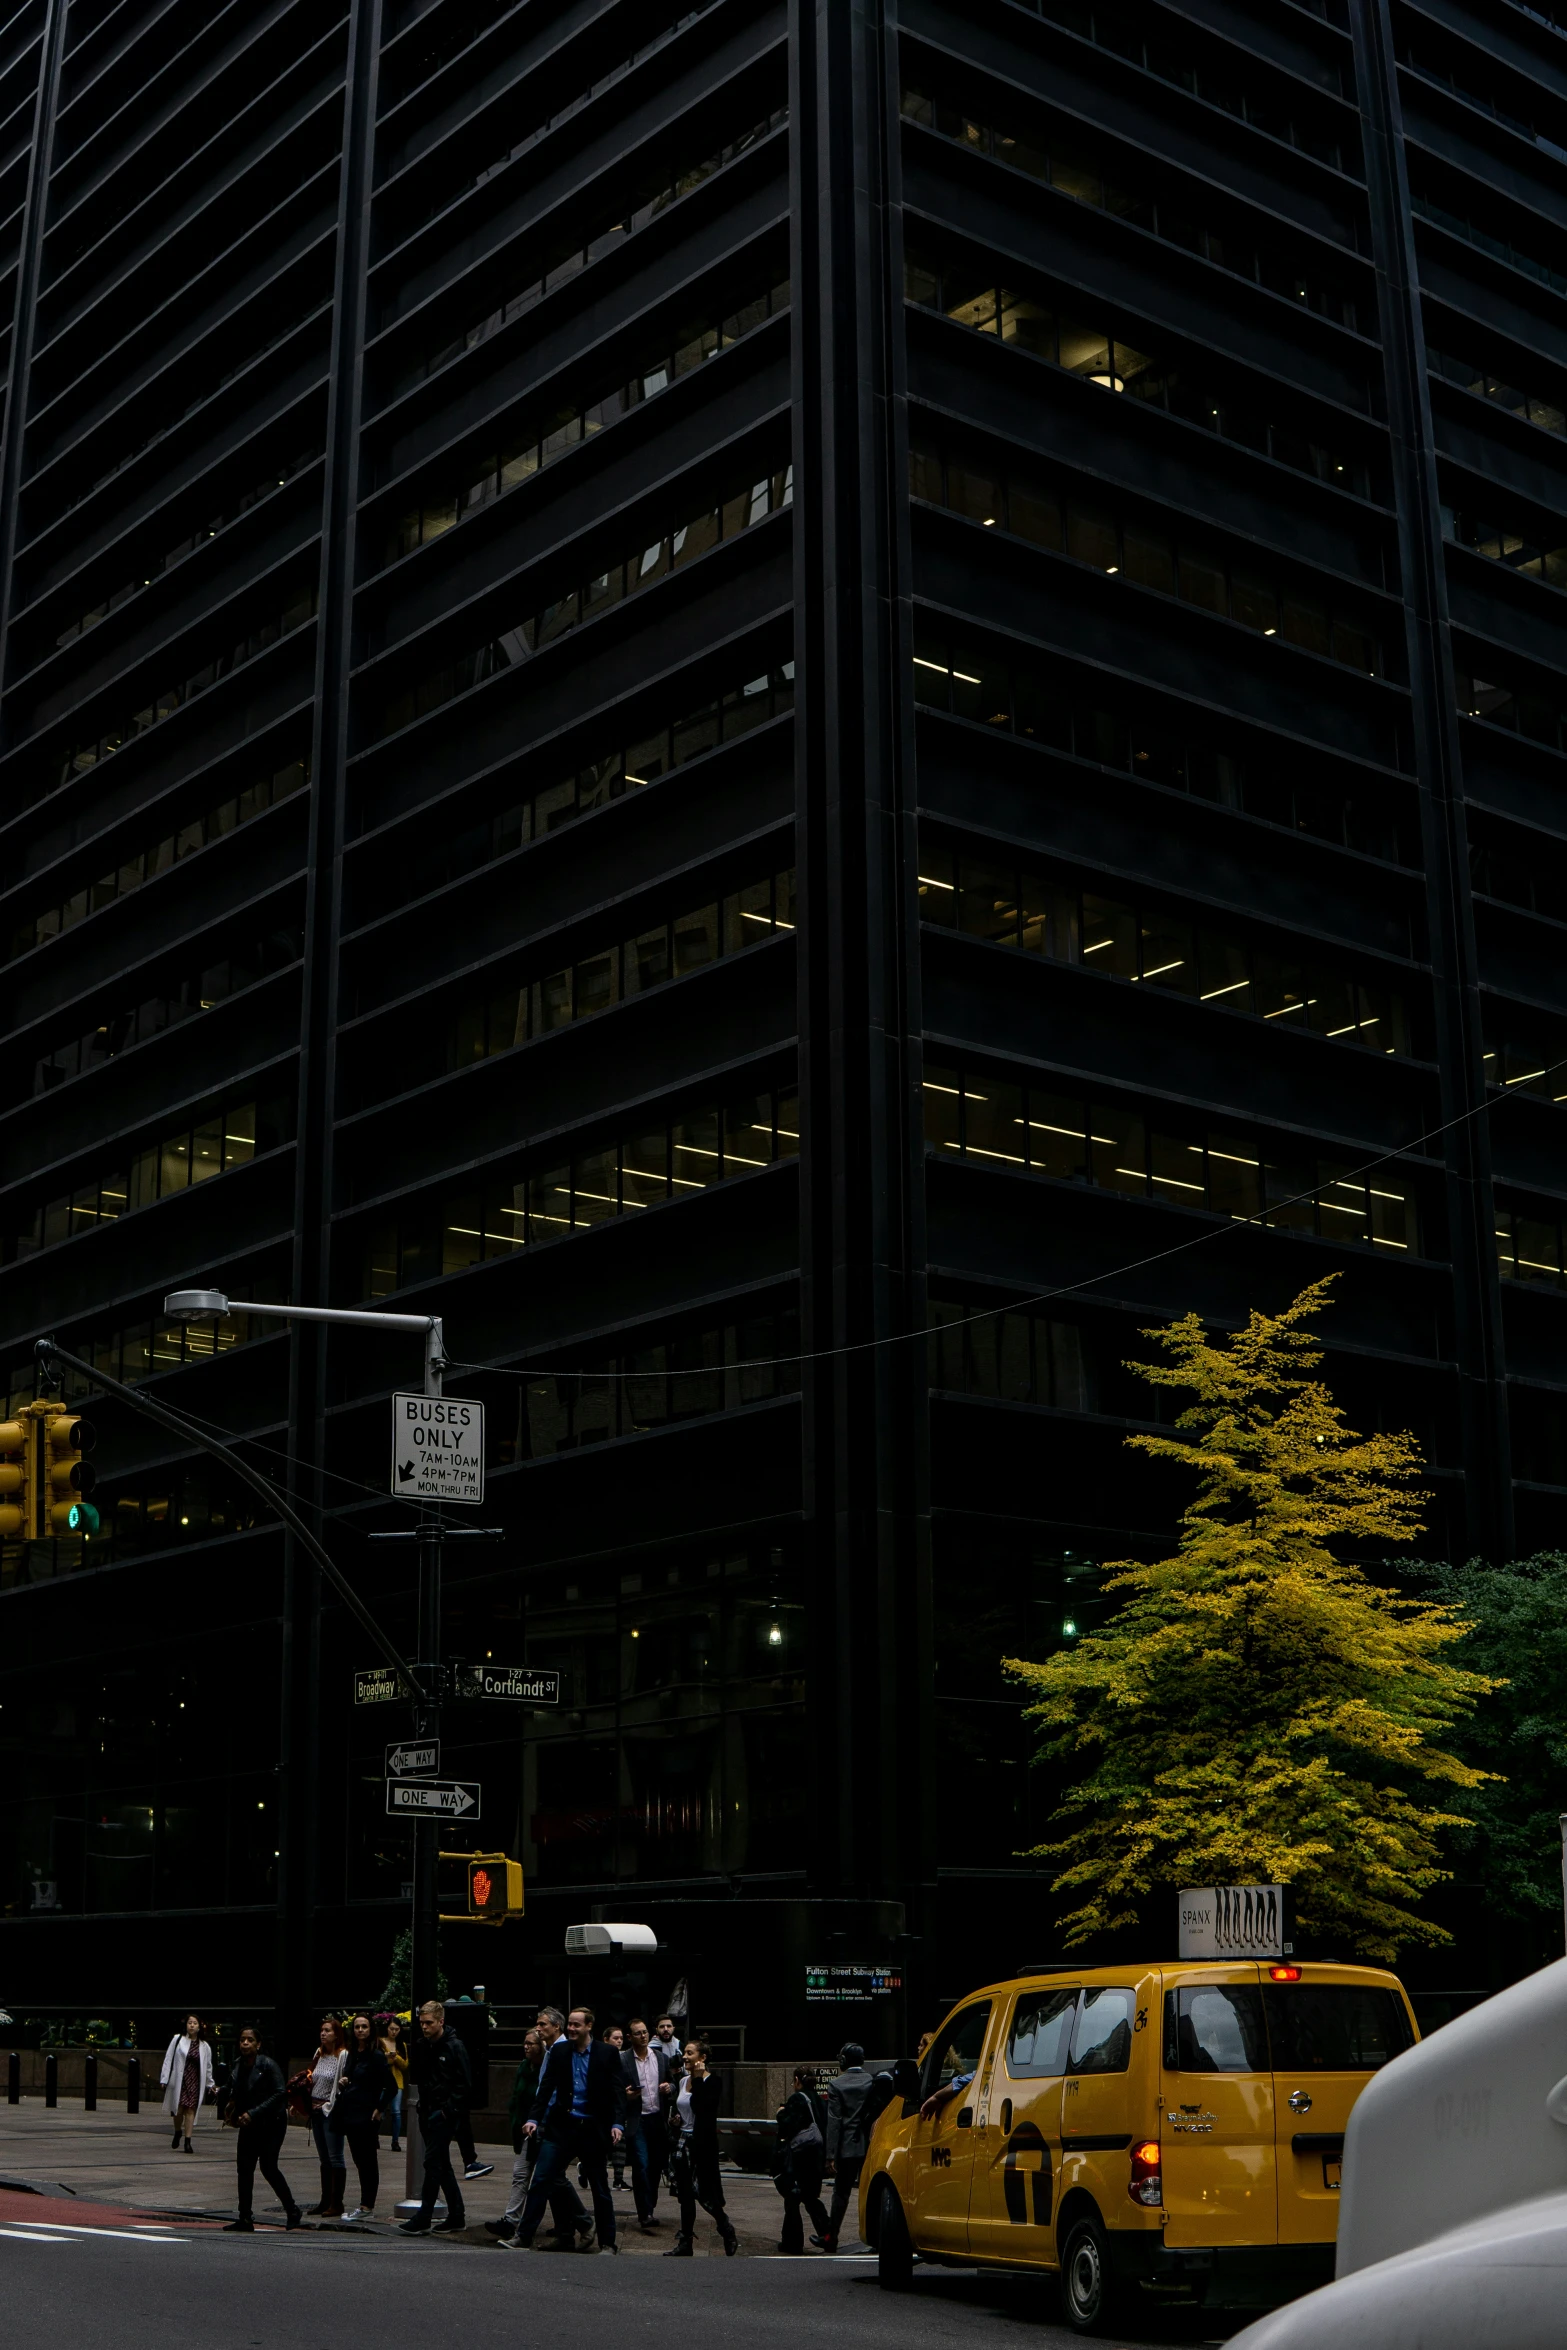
[33,1336,428,1703]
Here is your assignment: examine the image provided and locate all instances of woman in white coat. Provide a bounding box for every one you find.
[160,2014,214,2155]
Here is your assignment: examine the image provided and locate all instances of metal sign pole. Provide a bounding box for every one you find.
[405,1318,446,2221]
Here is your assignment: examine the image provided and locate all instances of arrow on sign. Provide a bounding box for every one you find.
[397,1458,417,1484]
[387,1741,439,1777]
[385,1778,481,1821]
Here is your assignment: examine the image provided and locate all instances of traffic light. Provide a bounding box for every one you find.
[468,1856,523,1921]
[437,1849,523,1923]
[0,1419,28,1539]
[41,1411,96,1536]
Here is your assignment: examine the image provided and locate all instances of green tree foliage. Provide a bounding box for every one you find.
[1005,1278,1497,1960]
[379,1925,446,2008]
[1414,1553,1567,1924]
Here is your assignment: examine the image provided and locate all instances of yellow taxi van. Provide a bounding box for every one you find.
[860,1958,1418,2333]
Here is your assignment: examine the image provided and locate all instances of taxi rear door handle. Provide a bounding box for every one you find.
[956,2109,973,2128]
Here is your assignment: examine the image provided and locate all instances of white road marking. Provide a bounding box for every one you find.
[0,2228,75,2243]
[19,2222,189,2242]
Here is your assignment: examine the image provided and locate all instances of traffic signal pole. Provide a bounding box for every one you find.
[411,1321,444,2031]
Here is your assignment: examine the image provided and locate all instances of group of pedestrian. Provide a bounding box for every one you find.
[200,2002,492,2233]
[170,2000,881,2256]
[772,2042,876,2256]
[483,2005,734,2257]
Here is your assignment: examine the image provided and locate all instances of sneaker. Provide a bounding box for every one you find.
[601,2242,619,2255]
[574,2228,599,2254]
[574,2219,597,2249]
[464,2161,495,2180]
[223,2219,253,2233]
[432,2216,467,2234]
[398,2219,431,2235]
[638,2219,658,2233]
[484,2219,517,2240]
[341,2208,372,2224]
[285,2210,304,2231]
[500,2235,535,2252]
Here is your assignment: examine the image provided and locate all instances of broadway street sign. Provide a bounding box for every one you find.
[390,1394,484,1504]
[385,1778,481,1821]
[456,1663,561,1706]
[354,1667,406,1706]
[386,1740,439,1777]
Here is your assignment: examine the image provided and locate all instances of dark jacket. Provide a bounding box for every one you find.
[531,2035,626,2141]
[508,2059,541,2154]
[334,2045,395,2129]
[410,2028,472,2121]
[778,2085,825,2146]
[825,2063,876,2161]
[230,2052,286,2130]
[670,2068,722,2165]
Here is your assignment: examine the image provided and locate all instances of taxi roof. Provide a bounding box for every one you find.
[953,1958,1406,2004]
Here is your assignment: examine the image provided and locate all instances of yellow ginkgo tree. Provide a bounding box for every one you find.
[1005,1276,1499,1961]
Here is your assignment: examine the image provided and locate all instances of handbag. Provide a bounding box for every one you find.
[285,2071,313,2125]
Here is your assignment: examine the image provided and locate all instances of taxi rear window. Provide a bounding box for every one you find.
[1164,1986,1267,2073]
[1262,1985,1412,2071]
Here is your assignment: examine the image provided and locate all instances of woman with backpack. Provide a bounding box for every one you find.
[774,2066,832,2254]
[159,2013,213,2155]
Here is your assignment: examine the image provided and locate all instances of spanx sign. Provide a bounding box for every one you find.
[1178,1884,1287,1958]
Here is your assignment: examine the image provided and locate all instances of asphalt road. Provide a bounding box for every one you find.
[0,2198,1250,2350]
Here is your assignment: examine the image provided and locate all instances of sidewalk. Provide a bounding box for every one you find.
[0,2099,864,2258]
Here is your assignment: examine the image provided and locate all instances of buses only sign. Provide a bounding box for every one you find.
[390,1394,484,1503]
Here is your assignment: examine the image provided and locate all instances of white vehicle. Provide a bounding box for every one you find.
[1229,1957,1567,2349]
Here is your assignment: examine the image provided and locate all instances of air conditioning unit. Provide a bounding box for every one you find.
[564,1921,659,1957]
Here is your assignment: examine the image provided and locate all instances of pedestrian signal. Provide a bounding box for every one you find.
[469,1858,523,1919]
[0,1419,27,1539]
[436,1849,523,1923]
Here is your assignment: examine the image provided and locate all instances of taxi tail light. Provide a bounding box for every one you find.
[1269,1965,1302,1983]
[1129,2139,1162,2208]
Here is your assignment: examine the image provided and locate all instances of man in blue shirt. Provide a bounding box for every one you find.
[506,2006,625,2254]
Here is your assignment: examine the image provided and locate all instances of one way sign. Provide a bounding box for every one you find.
[386,1778,481,1821]
[391,1394,484,1503]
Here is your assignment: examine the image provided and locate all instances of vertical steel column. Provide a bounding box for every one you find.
[278,0,384,2037]
[1350,0,1513,1558]
[790,0,931,1973]
[0,1,67,730]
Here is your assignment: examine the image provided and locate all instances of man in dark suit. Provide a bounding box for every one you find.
[508,2005,625,2253]
[620,2016,678,2229]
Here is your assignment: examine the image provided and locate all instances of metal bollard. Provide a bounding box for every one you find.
[6,2051,17,2104]
[126,2054,140,2115]
[84,2050,96,2112]
[44,2053,57,2108]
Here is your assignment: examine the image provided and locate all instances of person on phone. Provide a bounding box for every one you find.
[222,2026,302,2232]
[666,2039,736,2257]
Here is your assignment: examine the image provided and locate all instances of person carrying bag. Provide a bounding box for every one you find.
[774,2067,831,2254]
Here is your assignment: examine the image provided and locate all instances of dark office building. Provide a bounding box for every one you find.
[0,0,1563,2049]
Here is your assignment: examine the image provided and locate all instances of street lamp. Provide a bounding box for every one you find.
[162,1289,446,1396]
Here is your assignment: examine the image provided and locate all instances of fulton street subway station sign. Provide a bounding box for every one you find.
[390,1394,484,1503]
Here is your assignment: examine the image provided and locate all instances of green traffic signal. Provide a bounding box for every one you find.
[67,1500,100,1535]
